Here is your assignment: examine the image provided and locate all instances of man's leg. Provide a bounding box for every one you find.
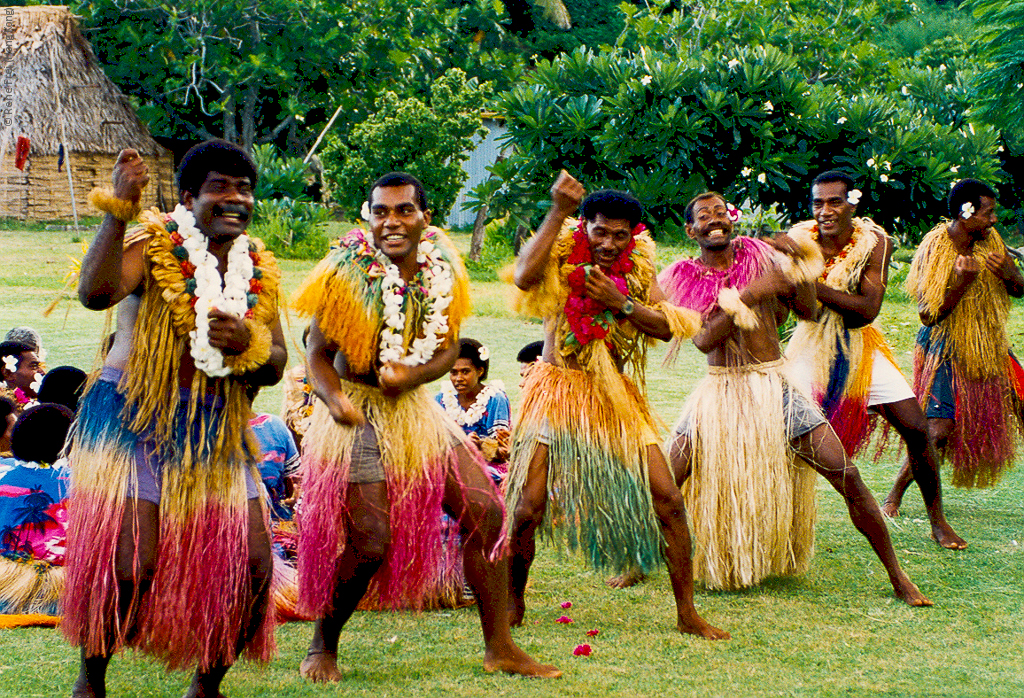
[300,481,390,683]
[875,400,966,549]
[506,442,548,627]
[647,445,729,639]
[883,417,955,518]
[185,498,274,698]
[443,444,561,678]
[793,424,931,606]
[72,499,159,698]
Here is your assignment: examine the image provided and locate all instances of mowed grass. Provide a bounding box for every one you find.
[1,227,1023,698]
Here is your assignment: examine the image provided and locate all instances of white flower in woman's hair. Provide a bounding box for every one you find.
[961,202,975,219]
[2,355,17,373]
[478,345,490,361]
[30,372,43,393]
[360,201,371,221]
[846,189,862,205]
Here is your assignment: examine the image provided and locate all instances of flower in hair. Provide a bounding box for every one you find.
[726,203,742,222]
[2,355,17,373]
[846,189,862,206]
[961,202,975,220]
[478,345,490,361]
[30,372,43,394]
[360,201,370,221]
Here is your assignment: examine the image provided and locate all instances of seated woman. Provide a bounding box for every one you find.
[435,338,511,486]
[0,403,73,626]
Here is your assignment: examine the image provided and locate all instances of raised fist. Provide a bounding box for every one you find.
[550,170,585,217]
[111,149,150,203]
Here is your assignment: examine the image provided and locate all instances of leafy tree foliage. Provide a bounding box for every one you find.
[323,69,489,222]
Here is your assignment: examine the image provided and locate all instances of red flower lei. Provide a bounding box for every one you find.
[563,218,645,349]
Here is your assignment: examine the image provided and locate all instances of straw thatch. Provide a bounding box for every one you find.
[0,6,175,221]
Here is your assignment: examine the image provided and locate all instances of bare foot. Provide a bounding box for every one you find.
[299,649,343,683]
[893,577,933,607]
[676,611,731,640]
[880,499,900,518]
[606,568,647,589]
[931,521,968,550]
[508,594,526,627]
[71,679,101,698]
[484,646,562,678]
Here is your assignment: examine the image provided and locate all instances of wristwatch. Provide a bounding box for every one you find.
[621,296,636,315]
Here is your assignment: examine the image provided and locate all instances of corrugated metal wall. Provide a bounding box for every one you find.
[446,118,508,229]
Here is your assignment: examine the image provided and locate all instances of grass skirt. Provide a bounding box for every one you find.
[62,376,275,671]
[506,361,664,574]
[297,382,500,615]
[673,361,817,590]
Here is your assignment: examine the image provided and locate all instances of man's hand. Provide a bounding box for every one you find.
[741,264,792,306]
[378,361,415,396]
[550,170,586,217]
[986,251,1016,281]
[111,149,150,203]
[327,394,366,426]
[766,233,801,257]
[953,254,981,286]
[584,265,628,310]
[207,309,250,355]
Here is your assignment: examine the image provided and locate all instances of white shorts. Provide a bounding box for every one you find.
[866,350,916,407]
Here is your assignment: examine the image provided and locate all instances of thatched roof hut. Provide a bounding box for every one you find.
[0,6,175,221]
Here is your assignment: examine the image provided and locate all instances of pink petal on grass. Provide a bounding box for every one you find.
[573,644,592,656]
[560,601,572,609]
[555,616,573,624]
[586,629,599,637]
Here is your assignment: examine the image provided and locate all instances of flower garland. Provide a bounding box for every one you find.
[166,204,260,378]
[441,380,505,426]
[811,220,867,283]
[373,231,455,366]
[563,218,644,349]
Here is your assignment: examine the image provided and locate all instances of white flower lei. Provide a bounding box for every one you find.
[441,380,504,426]
[171,204,254,378]
[377,236,455,366]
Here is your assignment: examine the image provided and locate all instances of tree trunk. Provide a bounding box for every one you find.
[468,204,489,262]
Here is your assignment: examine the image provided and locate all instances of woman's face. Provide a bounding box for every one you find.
[449,358,484,396]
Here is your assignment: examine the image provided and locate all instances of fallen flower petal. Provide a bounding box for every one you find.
[561,601,572,609]
[586,629,600,637]
[556,616,573,624]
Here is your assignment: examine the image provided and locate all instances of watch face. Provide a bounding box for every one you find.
[622,298,635,315]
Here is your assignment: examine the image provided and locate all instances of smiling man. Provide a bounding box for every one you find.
[65,140,287,698]
[883,178,1024,513]
[292,172,559,682]
[783,170,965,549]
[0,340,45,412]
[659,191,931,606]
[505,171,728,639]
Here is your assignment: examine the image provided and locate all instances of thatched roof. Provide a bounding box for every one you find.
[0,6,168,157]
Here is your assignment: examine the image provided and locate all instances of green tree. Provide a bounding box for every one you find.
[324,69,489,221]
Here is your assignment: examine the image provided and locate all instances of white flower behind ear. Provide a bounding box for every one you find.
[726,203,742,222]
[961,202,975,219]
[847,189,862,206]
[478,345,490,361]
[30,372,43,394]
[361,201,371,221]
[2,355,17,373]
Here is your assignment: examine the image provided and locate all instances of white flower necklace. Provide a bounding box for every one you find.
[170,204,254,378]
[441,380,504,426]
[377,235,455,366]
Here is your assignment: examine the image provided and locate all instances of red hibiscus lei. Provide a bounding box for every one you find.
[563,218,645,350]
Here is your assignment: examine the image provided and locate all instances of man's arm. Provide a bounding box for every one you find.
[986,248,1024,298]
[582,267,672,341]
[79,149,150,310]
[378,340,460,397]
[814,231,889,328]
[305,317,365,425]
[920,255,980,326]
[692,267,788,354]
[514,170,585,290]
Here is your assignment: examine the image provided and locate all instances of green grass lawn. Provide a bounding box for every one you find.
[1,228,1023,697]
